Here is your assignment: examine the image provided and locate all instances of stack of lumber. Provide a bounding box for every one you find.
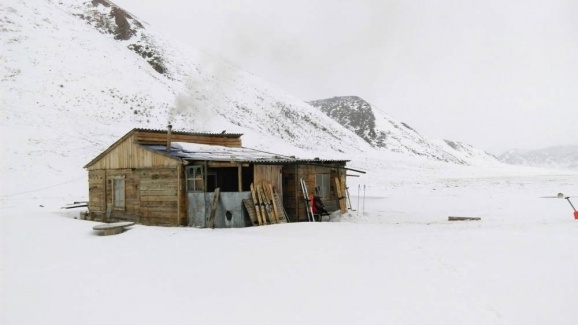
[244,180,289,226]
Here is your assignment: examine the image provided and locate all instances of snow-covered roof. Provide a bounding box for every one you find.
[142,142,348,164]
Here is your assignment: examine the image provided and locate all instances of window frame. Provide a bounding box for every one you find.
[315,173,330,199]
[112,176,125,210]
[186,165,206,192]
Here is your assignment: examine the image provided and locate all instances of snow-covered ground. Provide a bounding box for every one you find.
[2,1,577,324]
[2,166,577,325]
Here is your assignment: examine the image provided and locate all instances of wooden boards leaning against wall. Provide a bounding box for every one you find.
[247,180,288,226]
[335,176,347,214]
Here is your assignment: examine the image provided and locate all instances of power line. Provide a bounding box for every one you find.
[0,176,85,198]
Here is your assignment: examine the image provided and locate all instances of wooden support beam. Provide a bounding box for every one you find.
[238,164,242,192]
[177,164,181,225]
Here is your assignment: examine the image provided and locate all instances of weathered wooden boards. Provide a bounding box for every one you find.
[335,177,347,214]
[134,131,242,148]
[243,199,259,226]
[86,133,181,171]
[448,216,481,221]
[248,180,288,226]
[273,192,290,223]
[258,183,274,224]
[250,183,264,225]
[86,167,183,226]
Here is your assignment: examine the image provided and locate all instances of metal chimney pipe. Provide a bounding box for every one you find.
[166,124,172,152]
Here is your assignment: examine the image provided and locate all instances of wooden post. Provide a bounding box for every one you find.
[238,164,242,192]
[295,164,299,222]
[207,188,220,229]
[176,164,180,225]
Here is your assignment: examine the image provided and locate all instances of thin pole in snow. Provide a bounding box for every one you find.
[566,197,577,211]
[363,185,366,217]
[357,184,360,217]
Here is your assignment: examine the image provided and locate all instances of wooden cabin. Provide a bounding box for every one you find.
[84,128,350,227]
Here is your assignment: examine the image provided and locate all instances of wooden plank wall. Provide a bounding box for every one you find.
[253,165,282,195]
[104,169,141,223]
[177,165,186,225]
[87,134,179,171]
[282,165,298,222]
[87,167,182,226]
[87,170,106,220]
[138,167,181,226]
[289,164,346,222]
[135,131,242,148]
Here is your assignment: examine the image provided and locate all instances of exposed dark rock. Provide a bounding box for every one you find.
[127,43,167,74]
[444,140,459,150]
[75,0,168,76]
[308,96,386,147]
[401,122,415,132]
[91,0,110,7]
[111,7,133,40]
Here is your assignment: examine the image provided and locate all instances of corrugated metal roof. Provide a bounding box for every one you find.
[142,143,349,164]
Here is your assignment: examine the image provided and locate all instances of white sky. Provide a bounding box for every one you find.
[114,0,578,153]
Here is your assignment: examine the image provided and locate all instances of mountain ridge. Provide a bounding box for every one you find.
[308,96,499,165]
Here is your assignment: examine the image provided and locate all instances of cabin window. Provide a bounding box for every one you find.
[315,174,330,198]
[112,177,125,209]
[186,166,205,192]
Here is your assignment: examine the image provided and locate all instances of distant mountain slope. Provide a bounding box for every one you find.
[499,146,578,169]
[308,96,498,164]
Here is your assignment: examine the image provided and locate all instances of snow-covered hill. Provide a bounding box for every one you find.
[308,96,499,165]
[0,0,537,200]
[1,0,374,152]
[499,145,578,170]
[0,0,375,195]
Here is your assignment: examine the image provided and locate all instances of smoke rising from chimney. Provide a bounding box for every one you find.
[166,60,237,131]
[166,78,220,131]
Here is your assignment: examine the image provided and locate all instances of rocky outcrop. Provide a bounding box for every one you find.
[309,96,498,164]
[76,0,166,75]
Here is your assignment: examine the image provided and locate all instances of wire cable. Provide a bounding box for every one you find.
[0,176,85,198]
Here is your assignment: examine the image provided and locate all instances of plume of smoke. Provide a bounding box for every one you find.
[167,78,218,131]
[167,59,237,130]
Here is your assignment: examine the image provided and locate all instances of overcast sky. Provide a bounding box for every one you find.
[114,0,578,153]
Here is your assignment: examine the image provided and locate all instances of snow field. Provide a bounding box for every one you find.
[2,1,577,324]
[2,171,577,325]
